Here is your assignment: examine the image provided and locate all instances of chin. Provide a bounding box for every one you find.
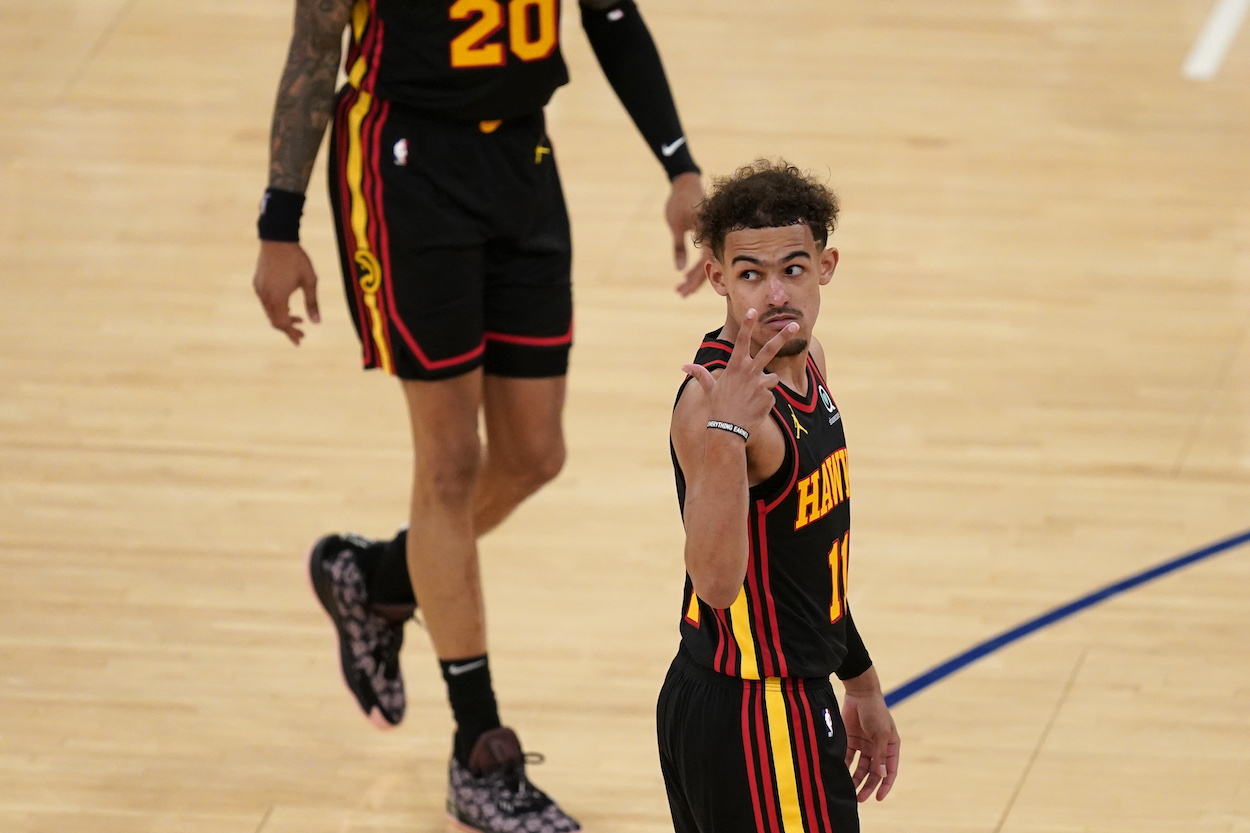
[776,338,808,358]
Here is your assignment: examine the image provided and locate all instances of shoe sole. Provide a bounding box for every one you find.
[307,536,398,732]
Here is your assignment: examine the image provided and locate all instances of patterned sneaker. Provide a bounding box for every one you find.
[447,727,581,833]
[308,533,408,729]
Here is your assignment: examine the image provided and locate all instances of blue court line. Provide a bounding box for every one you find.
[883,527,1250,708]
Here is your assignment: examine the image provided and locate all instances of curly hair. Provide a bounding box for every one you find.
[694,159,839,260]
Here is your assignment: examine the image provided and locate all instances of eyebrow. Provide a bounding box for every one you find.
[730,249,811,266]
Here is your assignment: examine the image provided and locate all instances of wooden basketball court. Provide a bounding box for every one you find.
[1,1,1247,831]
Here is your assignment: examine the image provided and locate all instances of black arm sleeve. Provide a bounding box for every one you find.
[580,0,700,180]
[835,609,874,681]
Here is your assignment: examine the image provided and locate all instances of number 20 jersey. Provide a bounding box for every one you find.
[671,334,870,681]
[343,0,570,121]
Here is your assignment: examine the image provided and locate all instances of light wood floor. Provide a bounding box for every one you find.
[2,1,1248,831]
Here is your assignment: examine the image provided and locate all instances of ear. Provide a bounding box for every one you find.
[818,247,839,286]
[707,255,730,297]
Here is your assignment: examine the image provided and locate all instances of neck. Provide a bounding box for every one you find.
[767,352,809,394]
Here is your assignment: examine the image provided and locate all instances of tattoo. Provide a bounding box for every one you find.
[267,0,353,193]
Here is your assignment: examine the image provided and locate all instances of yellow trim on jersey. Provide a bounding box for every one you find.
[728,587,760,680]
[685,591,700,625]
[763,681,804,833]
[344,89,393,374]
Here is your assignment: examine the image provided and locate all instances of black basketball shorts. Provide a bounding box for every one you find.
[328,87,572,381]
[657,648,860,833]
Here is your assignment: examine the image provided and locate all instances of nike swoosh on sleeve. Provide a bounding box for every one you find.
[660,137,687,157]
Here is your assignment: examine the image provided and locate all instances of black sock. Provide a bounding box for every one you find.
[365,528,416,607]
[440,654,501,767]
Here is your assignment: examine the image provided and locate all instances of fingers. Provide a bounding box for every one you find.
[876,738,900,801]
[855,765,883,803]
[730,308,759,360]
[673,230,688,271]
[675,251,710,297]
[301,271,321,324]
[753,319,799,368]
[682,363,715,393]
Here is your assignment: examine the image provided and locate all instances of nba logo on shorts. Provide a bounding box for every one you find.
[823,708,834,737]
[393,138,409,167]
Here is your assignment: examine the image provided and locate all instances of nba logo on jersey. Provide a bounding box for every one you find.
[393,138,409,166]
[823,708,834,737]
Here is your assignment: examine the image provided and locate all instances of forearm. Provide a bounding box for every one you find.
[682,432,750,608]
[267,0,349,193]
[841,664,882,698]
[580,0,699,180]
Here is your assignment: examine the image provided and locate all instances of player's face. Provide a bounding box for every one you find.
[708,224,838,358]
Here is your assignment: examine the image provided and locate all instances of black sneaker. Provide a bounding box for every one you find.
[447,727,581,833]
[308,533,407,729]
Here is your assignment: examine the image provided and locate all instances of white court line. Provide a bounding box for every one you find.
[1183,0,1250,79]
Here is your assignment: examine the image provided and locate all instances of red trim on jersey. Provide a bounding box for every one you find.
[785,680,823,833]
[700,339,731,353]
[722,609,738,675]
[754,685,781,831]
[776,364,818,413]
[756,501,788,678]
[798,680,835,833]
[741,686,766,833]
[744,517,771,678]
[363,2,384,94]
[484,319,574,347]
[712,608,726,671]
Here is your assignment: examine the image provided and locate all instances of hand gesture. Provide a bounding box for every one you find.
[842,690,900,802]
[664,171,707,295]
[683,309,797,439]
[253,240,321,345]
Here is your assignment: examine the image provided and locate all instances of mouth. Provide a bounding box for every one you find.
[759,310,802,330]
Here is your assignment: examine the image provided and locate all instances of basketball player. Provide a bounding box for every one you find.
[661,161,900,832]
[250,1,703,830]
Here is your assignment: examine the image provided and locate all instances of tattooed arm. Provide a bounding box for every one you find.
[268,0,352,192]
[253,0,351,344]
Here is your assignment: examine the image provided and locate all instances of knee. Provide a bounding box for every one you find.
[418,440,481,506]
[502,436,565,492]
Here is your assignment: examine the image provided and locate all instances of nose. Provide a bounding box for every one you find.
[767,275,789,306]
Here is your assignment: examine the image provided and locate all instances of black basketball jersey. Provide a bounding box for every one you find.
[672,332,869,681]
[343,0,570,121]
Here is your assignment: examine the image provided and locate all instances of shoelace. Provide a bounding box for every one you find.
[490,757,553,814]
[364,622,404,683]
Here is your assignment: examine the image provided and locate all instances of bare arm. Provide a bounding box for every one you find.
[251,0,350,344]
[671,312,795,608]
[267,0,352,192]
[671,383,752,609]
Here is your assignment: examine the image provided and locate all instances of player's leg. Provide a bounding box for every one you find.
[441,115,580,833]
[474,374,566,536]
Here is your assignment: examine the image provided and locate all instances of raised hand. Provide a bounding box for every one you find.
[683,309,797,440]
[253,240,321,345]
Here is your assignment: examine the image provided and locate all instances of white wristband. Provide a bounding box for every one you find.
[706,420,749,442]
